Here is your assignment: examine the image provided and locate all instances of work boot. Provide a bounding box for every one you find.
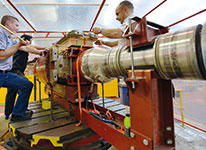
[10,113,31,122]
[26,109,33,117]
[5,115,9,120]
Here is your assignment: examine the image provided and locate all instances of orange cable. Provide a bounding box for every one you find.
[75,56,82,126]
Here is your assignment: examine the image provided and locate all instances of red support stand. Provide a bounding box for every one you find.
[126,69,175,150]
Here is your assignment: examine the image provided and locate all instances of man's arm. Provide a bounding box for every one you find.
[93,27,123,39]
[104,41,119,47]
[95,40,118,47]
[32,44,46,50]
[20,45,49,55]
[0,41,29,61]
[19,45,41,55]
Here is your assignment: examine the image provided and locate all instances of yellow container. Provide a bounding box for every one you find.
[96,79,119,97]
[42,100,51,110]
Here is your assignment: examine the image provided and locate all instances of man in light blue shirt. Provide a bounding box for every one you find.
[0,15,33,122]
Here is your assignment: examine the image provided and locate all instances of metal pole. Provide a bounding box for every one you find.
[177,89,184,127]
[128,18,135,89]
[38,79,42,102]
[102,83,105,108]
[34,76,37,101]
[50,84,54,121]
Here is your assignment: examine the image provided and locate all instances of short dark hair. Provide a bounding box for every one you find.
[119,0,134,10]
[1,15,18,25]
[21,34,33,41]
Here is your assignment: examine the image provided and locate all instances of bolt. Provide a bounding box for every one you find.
[130,132,135,138]
[166,139,173,145]
[166,126,172,131]
[143,139,149,146]
[130,146,135,150]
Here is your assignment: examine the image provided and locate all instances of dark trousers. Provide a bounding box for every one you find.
[3,70,32,117]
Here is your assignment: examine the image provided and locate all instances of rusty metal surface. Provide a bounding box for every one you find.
[81,108,153,150]
[10,100,110,150]
[0,115,9,141]
[13,135,110,150]
[31,107,65,118]
[93,98,126,115]
[36,123,90,141]
[127,70,175,149]
[17,119,74,135]
[28,102,58,110]
[10,111,69,129]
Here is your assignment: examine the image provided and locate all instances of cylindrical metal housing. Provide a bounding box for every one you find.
[81,45,155,83]
[154,25,205,79]
[201,22,206,74]
[81,24,206,83]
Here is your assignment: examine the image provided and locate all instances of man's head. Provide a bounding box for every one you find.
[21,34,33,44]
[115,1,134,24]
[1,15,19,33]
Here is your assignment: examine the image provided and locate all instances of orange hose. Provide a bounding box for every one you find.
[76,56,82,126]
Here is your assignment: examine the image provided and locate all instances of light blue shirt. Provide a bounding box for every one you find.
[0,28,17,71]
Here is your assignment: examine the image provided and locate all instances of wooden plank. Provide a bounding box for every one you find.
[35,123,90,141]
[28,98,49,105]
[29,104,63,113]
[97,101,120,107]
[106,104,125,112]
[30,107,51,113]
[28,103,58,110]
[94,99,117,105]
[116,109,126,116]
[96,102,121,108]
[0,115,9,140]
[31,107,64,118]
[93,98,113,103]
[10,111,69,129]
[17,119,74,135]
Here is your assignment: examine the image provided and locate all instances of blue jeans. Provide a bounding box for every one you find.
[5,70,27,117]
[0,72,33,116]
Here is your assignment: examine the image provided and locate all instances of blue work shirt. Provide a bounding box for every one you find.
[0,28,17,71]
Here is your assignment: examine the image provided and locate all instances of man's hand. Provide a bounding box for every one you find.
[19,38,30,47]
[94,40,104,45]
[44,48,49,51]
[42,48,49,56]
[93,27,101,34]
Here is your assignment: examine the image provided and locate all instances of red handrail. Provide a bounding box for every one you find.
[7,0,37,32]
[167,9,206,28]
[142,0,167,18]
[174,117,206,133]
[89,0,106,31]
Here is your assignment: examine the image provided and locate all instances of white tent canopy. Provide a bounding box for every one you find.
[0,0,205,47]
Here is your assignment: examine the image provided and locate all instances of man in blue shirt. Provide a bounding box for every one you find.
[0,15,33,122]
[4,34,48,120]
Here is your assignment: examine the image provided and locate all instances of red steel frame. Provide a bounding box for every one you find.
[7,0,37,32]
[57,69,175,150]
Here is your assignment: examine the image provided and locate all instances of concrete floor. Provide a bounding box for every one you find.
[175,120,206,150]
